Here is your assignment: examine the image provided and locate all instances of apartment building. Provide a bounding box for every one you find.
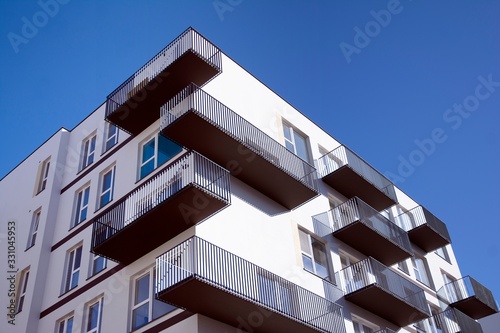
[1,27,497,333]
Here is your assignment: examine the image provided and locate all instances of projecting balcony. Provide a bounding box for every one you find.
[105,27,222,135]
[160,84,319,210]
[374,329,397,333]
[91,152,230,264]
[395,205,451,252]
[415,308,483,333]
[312,197,412,266]
[336,257,430,327]
[156,236,347,333]
[316,146,397,211]
[437,276,498,319]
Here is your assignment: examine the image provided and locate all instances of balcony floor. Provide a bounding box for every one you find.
[162,112,318,210]
[322,166,396,211]
[346,284,429,327]
[157,277,329,333]
[93,185,228,264]
[107,50,220,135]
[408,224,450,253]
[451,297,498,319]
[333,221,412,266]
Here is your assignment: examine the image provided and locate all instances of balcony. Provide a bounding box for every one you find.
[312,197,412,266]
[160,84,319,210]
[415,308,483,333]
[437,276,498,319]
[156,236,347,333]
[105,27,222,135]
[395,205,451,252]
[336,257,430,327]
[374,329,397,333]
[91,152,230,264]
[316,146,397,211]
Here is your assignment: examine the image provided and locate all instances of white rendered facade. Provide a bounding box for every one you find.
[1,27,497,333]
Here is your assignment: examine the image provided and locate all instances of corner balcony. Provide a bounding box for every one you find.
[336,257,430,327]
[312,197,412,266]
[105,27,222,135]
[160,84,319,210]
[437,276,498,319]
[316,146,397,211]
[156,236,347,333]
[395,205,451,252]
[415,308,483,333]
[91,152,230,264]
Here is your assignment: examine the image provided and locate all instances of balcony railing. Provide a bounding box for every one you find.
[156,236,346,333]
[374,329,397,333]
[316,145,397,210]
[313,197,412,266]
[437,276,498,319]
[91,151,230,264]
[415,308,483,333]
[336,257,430,326]
[160,83,319,209]
[395,205,451,252]
[105,27,222,134]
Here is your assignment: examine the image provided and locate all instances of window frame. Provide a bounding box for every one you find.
[138,133,182,180]
[103,123,118,152]
[73,185,90,227]
[98,166,115,209]
[298,228,331,280]
[412,256,433,288]
[85,297,103,333]
[90,254,106,277]
[16,268,30,313]
[81,135,97,171]
[352,316,377,333]
[27,209,41,249]
[434,246,451,262]
[57,313,74,333]
[282,121,311,163]
[36,158,50,194]
[64,245,83,293]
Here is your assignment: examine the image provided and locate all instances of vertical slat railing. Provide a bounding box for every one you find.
[395,205,450,241]
[160,83,319,192]
[437,276,499,311]
[415,308,483,333]
[156,236,346,333]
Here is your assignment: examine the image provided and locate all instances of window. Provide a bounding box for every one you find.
[81,135,97,170]
[412,256,433,288]
[299,229,330,279]
[73,186,90,227]
[104,123,118,152]
[131,269,175,330]
[139,133,181,179]
[98,167,115,208]
[27,209,41,249]
[396,259,410,275]
[57,314,74,333]
[442,272,458,303]
[352,317,377,333]
[16,268,30,313]
[85,298,103,333]
[283,122,310,162]
[37,158,50,193]
[64,246,82,292]
[90,254,106,276]
[435,246,450,262]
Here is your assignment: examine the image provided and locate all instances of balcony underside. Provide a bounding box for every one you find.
[93,185,228,264]
[157,277,328,333]
[162,112,318,210]
[107,50,220,135]
[451,297,498,319]
[345,284,429,327]
[333,221,412,266]
[408,224,451,253]
[322,166,396,211]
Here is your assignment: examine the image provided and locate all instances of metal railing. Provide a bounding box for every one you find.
[415,308,483,333]
[335,257,429,315]
[91,151,230,249]
[160,83,319,192]
[105,27,222,117]
[316,145,397,202]
[437,276,498,311]
[312,197,412,254]
[395,206,450,240]
[156,236,346,333]
[374,329,397,333]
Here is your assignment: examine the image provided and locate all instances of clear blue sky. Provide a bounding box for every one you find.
[1,1,499,305]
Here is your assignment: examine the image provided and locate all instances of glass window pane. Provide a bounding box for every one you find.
[283,124,292,141]
[132,303,149,329]
[157,134,181,166]
[135,274,150,304]
[142,139,155,163]
[66,317,73,333]
[285,141,294,152]
[298,230,311,255]
[87,302,99,330]
[293,132,308,161]
[153,299,176,320]
[302,254,314,273]
[140,160,155,179]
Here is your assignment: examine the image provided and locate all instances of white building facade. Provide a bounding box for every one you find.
[1,27,497,333]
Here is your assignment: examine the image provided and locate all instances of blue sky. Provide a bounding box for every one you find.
[1,1,499,306]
